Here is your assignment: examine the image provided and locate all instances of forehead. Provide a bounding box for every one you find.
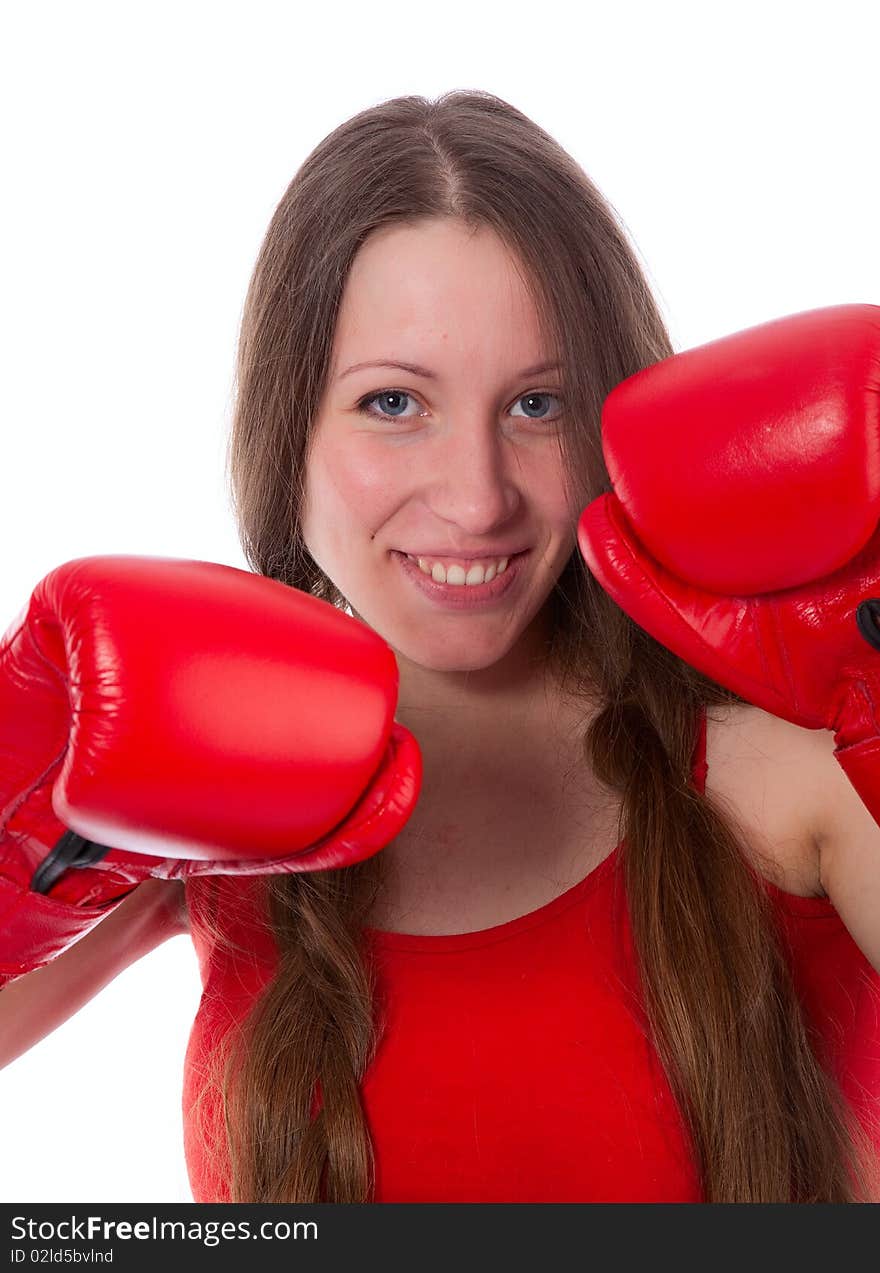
[330,219,550,375]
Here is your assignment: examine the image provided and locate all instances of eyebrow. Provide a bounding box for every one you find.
[337,358,561,381]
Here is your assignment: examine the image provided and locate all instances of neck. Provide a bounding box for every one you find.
[371,638,613,931]
[391,640,601,804]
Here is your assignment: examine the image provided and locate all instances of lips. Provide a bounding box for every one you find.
[400,548,529,561]
[392,548,529,609]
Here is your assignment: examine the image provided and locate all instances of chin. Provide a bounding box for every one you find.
[387,627,526,675]
[413,652,506,674]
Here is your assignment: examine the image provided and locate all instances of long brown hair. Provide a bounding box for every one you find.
[197,89,879,1202]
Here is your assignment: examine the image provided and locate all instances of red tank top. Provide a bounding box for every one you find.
[182,708,880,1202]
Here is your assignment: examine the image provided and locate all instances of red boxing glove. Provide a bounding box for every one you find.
[577,304,880,823]
[0,556,421,981]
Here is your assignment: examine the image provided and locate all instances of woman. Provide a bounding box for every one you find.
[183,90,879,1203]
[4,89,879,1203]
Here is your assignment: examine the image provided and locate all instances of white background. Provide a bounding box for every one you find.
[1,0,878,1202]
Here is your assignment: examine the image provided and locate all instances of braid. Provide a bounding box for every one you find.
[219,855,386,1202]
[584,647,878,1201]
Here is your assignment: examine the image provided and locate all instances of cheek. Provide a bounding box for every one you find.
[303,438,401,554]
[530,455,577,535]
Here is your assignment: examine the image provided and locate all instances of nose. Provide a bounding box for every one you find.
[423,419,523,536]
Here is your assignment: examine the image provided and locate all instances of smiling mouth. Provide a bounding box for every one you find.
[402,552,520,586]
[391,549,529,606]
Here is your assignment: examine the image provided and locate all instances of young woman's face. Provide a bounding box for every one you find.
[301,217,578,674]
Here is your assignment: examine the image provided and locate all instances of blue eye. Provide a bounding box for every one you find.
[355,389,564,422]
[510,391,564,421]
[356,390,421,419]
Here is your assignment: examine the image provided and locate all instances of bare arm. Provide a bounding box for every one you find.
[0,877,189,1070]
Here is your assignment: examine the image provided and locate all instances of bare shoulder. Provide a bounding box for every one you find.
[703,702,826,899]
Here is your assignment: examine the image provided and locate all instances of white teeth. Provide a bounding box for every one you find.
[409,555,510,586]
